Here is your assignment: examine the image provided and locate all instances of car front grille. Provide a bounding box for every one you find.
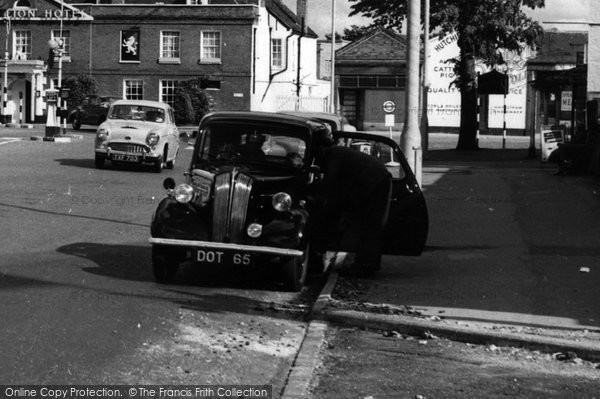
[212,170,253,243]
[108,143,148,154]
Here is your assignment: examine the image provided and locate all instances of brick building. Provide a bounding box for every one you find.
[0,0,327,124]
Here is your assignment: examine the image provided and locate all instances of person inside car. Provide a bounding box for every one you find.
[312,128,392,276]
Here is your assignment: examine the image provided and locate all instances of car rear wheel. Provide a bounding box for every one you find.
[282,243,309,292]
[94,155,105,169]
[152,246,179,283]
[72,118,82,130]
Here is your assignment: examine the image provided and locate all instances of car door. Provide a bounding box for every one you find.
[334,132,428,256]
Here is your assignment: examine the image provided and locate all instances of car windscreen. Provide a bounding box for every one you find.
[107,105,166,123]
[196,122,308,168]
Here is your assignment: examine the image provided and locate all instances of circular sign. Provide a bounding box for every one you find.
[382,100,396,113]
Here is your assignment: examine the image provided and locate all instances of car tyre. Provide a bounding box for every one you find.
[95,155,105,169]
[152,159,163,173]
[282,243,309,292]
[72,118,82,130]
[152,246,179,283]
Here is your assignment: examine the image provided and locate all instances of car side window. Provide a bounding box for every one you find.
[338,138,406,180]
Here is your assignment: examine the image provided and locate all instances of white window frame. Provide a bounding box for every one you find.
[51,30,71,62]
[271,38,283,69]
[159,79,180,106]
[160,30,180,63]
[13,30,31,60]
[200,31,221,63]
[124,79,144,100]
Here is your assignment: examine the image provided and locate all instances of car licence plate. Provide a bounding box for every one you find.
[196,250,252,266]
[112,153,140,162]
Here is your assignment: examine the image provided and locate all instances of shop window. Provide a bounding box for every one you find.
[124,79,144,100]
[200,31,221,63]
[271,38,283,69]
[13,30,31,60]
[51,30,71,61]
[160,31,180,63]
[160,80,180,106]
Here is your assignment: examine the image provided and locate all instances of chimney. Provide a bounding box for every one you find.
[296,0,307,23]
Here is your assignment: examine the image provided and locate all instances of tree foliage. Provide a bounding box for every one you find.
[342,24,378,42]
[172,78,214,125]
[349,0,545,150]
[62,74,98,109]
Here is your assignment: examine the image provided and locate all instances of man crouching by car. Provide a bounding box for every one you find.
[312,130,393,277]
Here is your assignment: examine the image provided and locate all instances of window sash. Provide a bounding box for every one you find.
[13,30,31,59]
[271,38,283,68]
[200,31,221,62]
[124,80,144,100]
[160,79,180,106]
[161,31,180,60]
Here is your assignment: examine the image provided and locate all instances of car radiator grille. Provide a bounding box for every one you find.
[108,143,148,153]
[212,170,253,243]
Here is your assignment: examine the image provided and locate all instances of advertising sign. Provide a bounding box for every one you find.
[121,30,140,62]
[428,33,532,130]
[561,91,573,111]
[540,127,564,162]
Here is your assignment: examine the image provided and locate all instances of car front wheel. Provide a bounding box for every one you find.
[94,155,105,169]
[282,243,309,292]
[72,118,82,130]
[152,246,179,283]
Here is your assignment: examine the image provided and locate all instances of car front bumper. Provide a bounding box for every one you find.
[95,147,161,162]
[149,237,304,258]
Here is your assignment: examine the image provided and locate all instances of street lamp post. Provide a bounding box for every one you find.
[329,0,336,114]
[46,38,63,137]
[1,51,9,125]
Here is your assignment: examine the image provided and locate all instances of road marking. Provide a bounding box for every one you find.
[0,138,22,146]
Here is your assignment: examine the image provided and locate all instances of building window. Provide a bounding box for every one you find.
[13,30,31,60]
[160,31,180,63]
[51,30,71,61]
[271,38,283,69]
[124,79,144,100]
[160,80,180,106]
[200,31,221,63]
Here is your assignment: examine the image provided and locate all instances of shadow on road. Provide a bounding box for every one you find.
[56,242,316,293]
[54,158,159,173]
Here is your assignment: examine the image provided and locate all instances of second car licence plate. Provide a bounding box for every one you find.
[196,250,252,266]
[112,153,140,162]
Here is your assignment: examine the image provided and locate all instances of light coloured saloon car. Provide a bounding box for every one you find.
[94,100,180,172]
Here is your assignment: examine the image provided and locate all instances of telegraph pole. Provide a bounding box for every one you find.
[401,0,422,185]
[420,0,430,158]
[329,0,336,114]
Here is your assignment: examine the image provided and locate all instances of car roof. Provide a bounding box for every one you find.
[111,99,170,109]
[277,111,343,129]
[200,111,328,130]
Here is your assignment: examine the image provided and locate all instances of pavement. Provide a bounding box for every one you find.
[283,133,600,398]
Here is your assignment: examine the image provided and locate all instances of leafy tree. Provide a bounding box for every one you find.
[173,78,214,125]
[324,32,343,41]
[342,24,378,42]
[62,74,98,109]
[349,0,545,150]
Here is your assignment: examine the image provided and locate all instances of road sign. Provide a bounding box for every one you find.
[382,100,396,113]
[385,113,395,127]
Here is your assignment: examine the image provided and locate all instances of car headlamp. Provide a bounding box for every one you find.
[272,192,292,212]
[174,184,194,203]
[96,128,110,147]
[146,131,160,146]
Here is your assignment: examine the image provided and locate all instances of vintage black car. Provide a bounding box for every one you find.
[149,111,428,291]
[69,94,120,130]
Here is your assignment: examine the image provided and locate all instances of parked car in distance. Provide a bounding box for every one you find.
[149,111,428,291]
[278,110,357,132]
[94,100,180,172]
[69,94,120,130]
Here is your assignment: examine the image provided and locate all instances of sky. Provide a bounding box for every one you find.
[282,0,591,39]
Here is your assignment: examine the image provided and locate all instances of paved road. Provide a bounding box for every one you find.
[0,130,317,389]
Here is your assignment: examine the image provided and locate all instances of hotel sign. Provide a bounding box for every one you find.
[4,8,91,21]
